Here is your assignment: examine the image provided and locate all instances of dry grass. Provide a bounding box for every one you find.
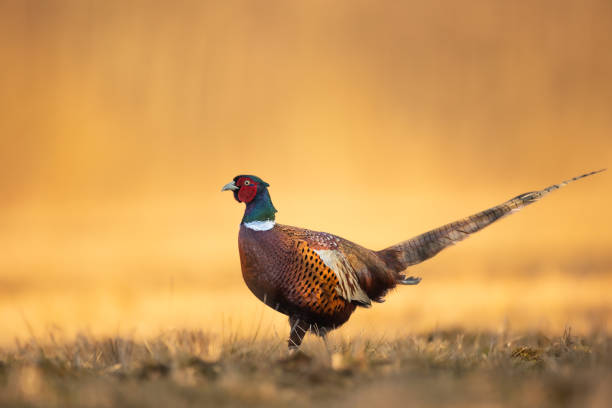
[0,328,610,407]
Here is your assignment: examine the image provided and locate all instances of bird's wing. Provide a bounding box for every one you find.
[311,247,371,306]
[278,226,372,307]
[378,169,605,271]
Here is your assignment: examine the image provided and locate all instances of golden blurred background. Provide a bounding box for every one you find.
[0,0,611,344]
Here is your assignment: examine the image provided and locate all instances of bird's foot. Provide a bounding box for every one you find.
[279,348,312,369]
[287,345,301,355]
[399,276,422,285]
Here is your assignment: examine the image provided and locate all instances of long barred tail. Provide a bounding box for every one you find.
[377,169,606,273]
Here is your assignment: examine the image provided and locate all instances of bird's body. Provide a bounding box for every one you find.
[222,170,604,348]
[238,224,358,331]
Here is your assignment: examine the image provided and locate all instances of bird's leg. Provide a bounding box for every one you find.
[288,316,309,350]
[320,330,331,354]
[310,324,332,353]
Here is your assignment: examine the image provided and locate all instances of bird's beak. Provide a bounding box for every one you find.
[221,181,239,192]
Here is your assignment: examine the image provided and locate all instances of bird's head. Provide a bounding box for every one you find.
[221,175,270,203]
[222,175,277,223]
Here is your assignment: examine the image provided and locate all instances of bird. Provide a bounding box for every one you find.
[221,170,604,349]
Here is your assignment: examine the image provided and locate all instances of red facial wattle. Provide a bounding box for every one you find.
[237,177,258,203]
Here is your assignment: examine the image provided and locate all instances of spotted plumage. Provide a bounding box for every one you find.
[222,170,604,349]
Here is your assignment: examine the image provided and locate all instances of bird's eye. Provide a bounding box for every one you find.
[244,180,251,186]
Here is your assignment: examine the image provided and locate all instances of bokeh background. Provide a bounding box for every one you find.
[1,0,611,345]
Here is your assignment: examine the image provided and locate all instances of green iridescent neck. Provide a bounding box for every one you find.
[242,187,277,224]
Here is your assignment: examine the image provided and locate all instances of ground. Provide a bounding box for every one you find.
[0,328,610,408]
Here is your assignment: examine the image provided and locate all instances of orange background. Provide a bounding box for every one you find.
[1,0,611,343]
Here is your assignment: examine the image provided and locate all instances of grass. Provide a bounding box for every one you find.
[0,327,610,407]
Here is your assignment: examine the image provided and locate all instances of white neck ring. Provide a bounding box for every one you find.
[244,220,275,231]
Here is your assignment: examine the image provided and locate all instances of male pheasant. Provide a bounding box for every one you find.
[222,170,604,349]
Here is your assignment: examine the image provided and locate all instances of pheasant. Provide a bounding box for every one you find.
[222,170,604,348]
